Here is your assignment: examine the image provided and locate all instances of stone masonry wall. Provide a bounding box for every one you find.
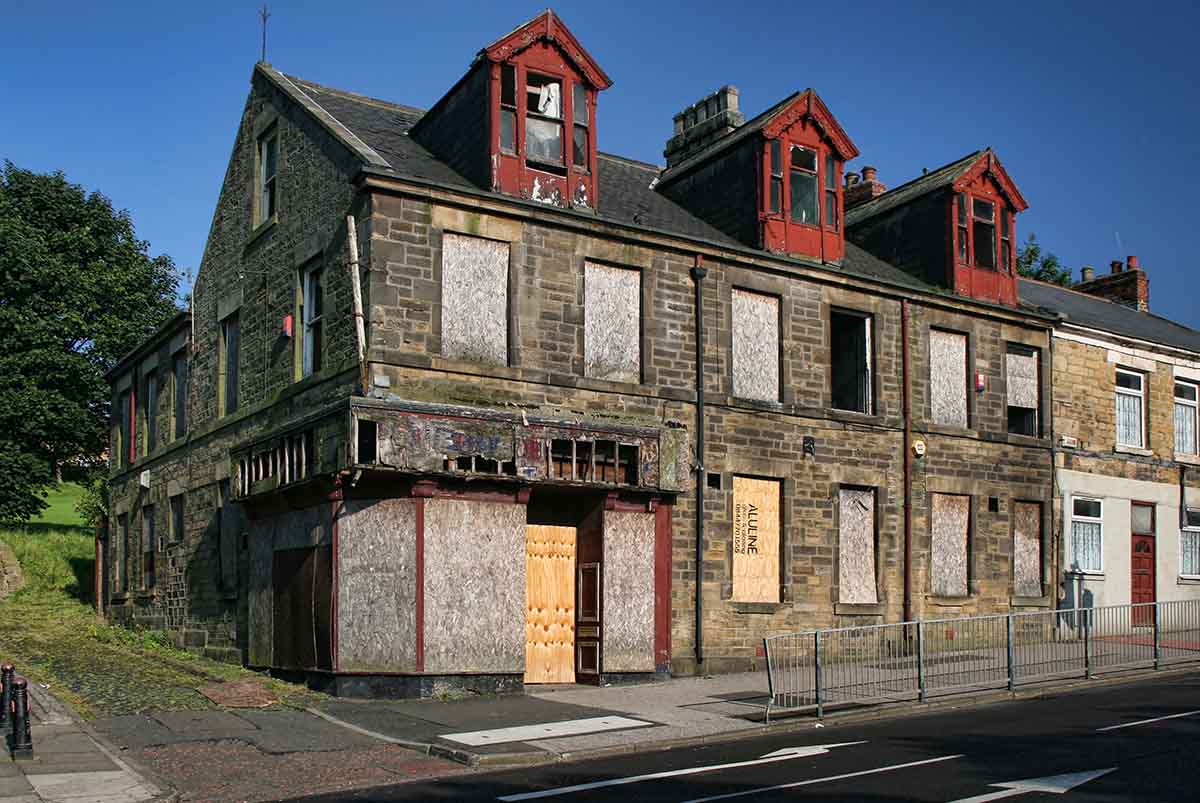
[105,68,366,657]
[367,189,1055,674]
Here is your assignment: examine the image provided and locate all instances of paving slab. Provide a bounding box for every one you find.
[18,751,120,775]
[25,769,158,803]
[235,709,381,754]
[152,710,255,735]
[0,774,34,796]
[91,715,180,750]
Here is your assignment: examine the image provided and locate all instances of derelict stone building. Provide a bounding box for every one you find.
[105,10,1078,695]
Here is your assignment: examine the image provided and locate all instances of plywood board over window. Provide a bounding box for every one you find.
[732,476,781,603]
[930,330,967,427]
[441,234,509,365]
[838,487,877,604]
[731,289,780,402]
[930,493,969,597]
[584,263,640,383]
[1013,501,1042,597]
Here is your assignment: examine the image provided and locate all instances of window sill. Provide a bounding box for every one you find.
[834,602,885,616]
[1010,595,1052,608]
[923,422,978,438]
[1005,433,1049,448]
[245,214,278,249]
[110,593,131,603]
[1175,453,1200,466]
[730,396,784,412]
[730,601,786,615]
[1114,444,1153,457]
[827,408,882,425]
[1178,577,1200,586]
[929,595,973,607]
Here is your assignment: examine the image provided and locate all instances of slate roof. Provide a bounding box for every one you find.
[271,70,938,296]
[845,150,983,228]
[1019,278,1200,353]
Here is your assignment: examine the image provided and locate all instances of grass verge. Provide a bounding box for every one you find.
[0,490,321,718]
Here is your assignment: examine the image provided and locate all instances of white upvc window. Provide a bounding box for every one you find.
[1070,497,1103,574]
[1182,509,1200,578]
[1115,368,1145,448]
[1175,380,1199,455]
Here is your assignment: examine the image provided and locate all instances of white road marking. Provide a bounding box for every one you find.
[442,715,653,746]
[1096,709,1200,731]
[945,767,1116,802]
[496,742,865,801]
[676,754,963,803]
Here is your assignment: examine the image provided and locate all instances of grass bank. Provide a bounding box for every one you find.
[0,485,318,718]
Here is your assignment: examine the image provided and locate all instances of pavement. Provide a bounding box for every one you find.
[8,661,1200,802]
[284,670,1200,802]
[1,683,162,803]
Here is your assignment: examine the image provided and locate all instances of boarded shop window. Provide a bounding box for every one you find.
[838,487,877,604]
[1182,509,1200,577]
[272,546,333,670]
[731,289,780,403]
[142,505,156,591]
[1013,501,1042,597]
[173,352,187,440]
[441,233,509,365]
[930,330,968,427]
[1070,497,1102,573]
[930,493,970,597]
[1115,368,1145,448]
[1175,381,1199,455]
[584,263,640,383]
[830,310,872,414]
[731,476,781,603]
[1006,345,1039,436]
[219,313,240,417]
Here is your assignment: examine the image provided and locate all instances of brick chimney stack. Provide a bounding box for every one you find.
[664,86,744,168]
[1075,255,1150,312]
[845,165,887,209]
[1080,265,1095,283]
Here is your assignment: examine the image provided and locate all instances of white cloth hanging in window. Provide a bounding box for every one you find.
[538,83,561,118]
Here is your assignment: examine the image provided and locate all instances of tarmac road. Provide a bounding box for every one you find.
[284,672,1200,802]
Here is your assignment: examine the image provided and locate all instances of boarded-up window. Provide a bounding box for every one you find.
[732,476,781,602]
[1013,501,1042,597]
[1006,346,1039,436]
[441,234,509,365]
[838,487,877,604]
[930,493,969,597]
[930,330,968,426]
[584,263,640,383]
[731,289,779,402]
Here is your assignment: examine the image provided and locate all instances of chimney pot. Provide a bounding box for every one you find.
[861,166,878,183]
[1080,266,1095,283]
[1127,255,1139,270]
[1110,260,1124,274]
[844,171,861,188]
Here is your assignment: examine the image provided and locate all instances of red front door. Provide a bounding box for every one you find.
[1131,502,1156,626]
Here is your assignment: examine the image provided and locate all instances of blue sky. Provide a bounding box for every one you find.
[3,1,1197,326]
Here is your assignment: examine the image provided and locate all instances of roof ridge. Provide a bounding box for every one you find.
[847,149,983,219]
[285,73,426,116]
[598,152,663,172]
[1020,276,1200,335]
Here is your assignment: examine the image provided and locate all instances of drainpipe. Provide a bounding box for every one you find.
[345,215,368,395]
[691,255,708,671]
[901,299,913,624]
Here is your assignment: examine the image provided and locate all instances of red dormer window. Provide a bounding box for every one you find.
[759,90,858,263]
[483,11,611,209]
[948,151,1027,304]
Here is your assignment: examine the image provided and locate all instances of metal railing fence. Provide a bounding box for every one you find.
[763,599,1200,721]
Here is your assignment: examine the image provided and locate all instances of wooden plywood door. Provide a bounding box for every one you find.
[525,525,576,684]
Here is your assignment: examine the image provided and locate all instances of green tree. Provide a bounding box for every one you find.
[1016,232,1074,287]
[0,162,180,523]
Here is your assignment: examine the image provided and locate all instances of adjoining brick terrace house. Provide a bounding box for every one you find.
[104,10,1065,697]
[1017,263,1200,615]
